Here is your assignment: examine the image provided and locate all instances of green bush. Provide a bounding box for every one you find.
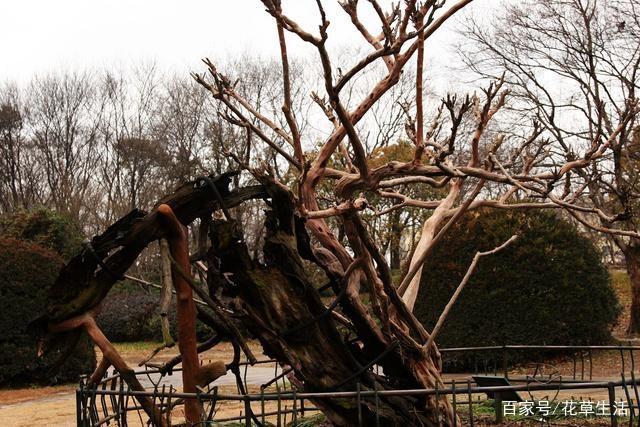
[0,208,83,259]
[414,210,620,365]
[97,290,214,342]
[0,237,96,386]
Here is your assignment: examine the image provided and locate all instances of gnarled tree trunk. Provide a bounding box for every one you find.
[209,183,457,426]
[37,174,458,426]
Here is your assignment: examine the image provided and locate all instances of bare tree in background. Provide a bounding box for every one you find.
[28,72,104,225]
[0,84,41,212]
[157,77,211,182]
[461,0,640,333]
[96,66,166,225]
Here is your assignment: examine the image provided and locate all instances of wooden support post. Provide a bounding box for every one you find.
[158,204,203,424]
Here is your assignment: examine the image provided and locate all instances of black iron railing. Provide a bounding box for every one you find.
[76,344,640,426]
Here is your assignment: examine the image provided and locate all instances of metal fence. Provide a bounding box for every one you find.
[77,344,640,426]
[440,344,640,381]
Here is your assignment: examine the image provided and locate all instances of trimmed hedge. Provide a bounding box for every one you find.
[0,237,96,386]
[414,210,620,365]
[97,290,214,342]
[0,208,83,259]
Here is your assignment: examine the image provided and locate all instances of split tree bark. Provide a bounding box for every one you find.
[38,173,459,426]
[32,173,262,425]
[208,181,458,426]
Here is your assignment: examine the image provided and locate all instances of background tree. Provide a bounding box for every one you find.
[0,85,41,212]
[461,0,640,333]
[28,72,103,225]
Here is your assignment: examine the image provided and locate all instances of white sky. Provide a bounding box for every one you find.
[0,0,493,89]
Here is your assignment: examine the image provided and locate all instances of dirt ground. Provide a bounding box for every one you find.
[0,341,276,426]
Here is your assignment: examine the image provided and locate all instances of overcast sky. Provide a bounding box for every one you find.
[0,0,492,89]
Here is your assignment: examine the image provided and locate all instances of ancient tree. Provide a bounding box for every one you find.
[32,1,631,426]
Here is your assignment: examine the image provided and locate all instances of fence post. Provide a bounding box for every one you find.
[452,379,457,426]
[608,381,617,427]
[631,371,640,420]
[261,388,266,426]
[494,392,503,424]
[374,384,380,427]
[276,384,282,427]
[118,376,125,425]
[468,379,474,427]
[357,382,362,427]
[244,394,251,427]
[502,346,508,379]
[292,387,297,425]
[620,373,634,425]
[76,388,83,427]
[435,381,440,423]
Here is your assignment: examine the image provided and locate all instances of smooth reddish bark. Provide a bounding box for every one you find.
[158,204,203,423]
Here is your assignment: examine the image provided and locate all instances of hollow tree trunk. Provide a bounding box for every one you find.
[625,243,640,335]
[33,173,259,425]
[209,184,457,426]
[37,173,264,326]
[40,175,457,426]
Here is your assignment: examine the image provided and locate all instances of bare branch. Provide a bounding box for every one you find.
[423,234,519,351]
